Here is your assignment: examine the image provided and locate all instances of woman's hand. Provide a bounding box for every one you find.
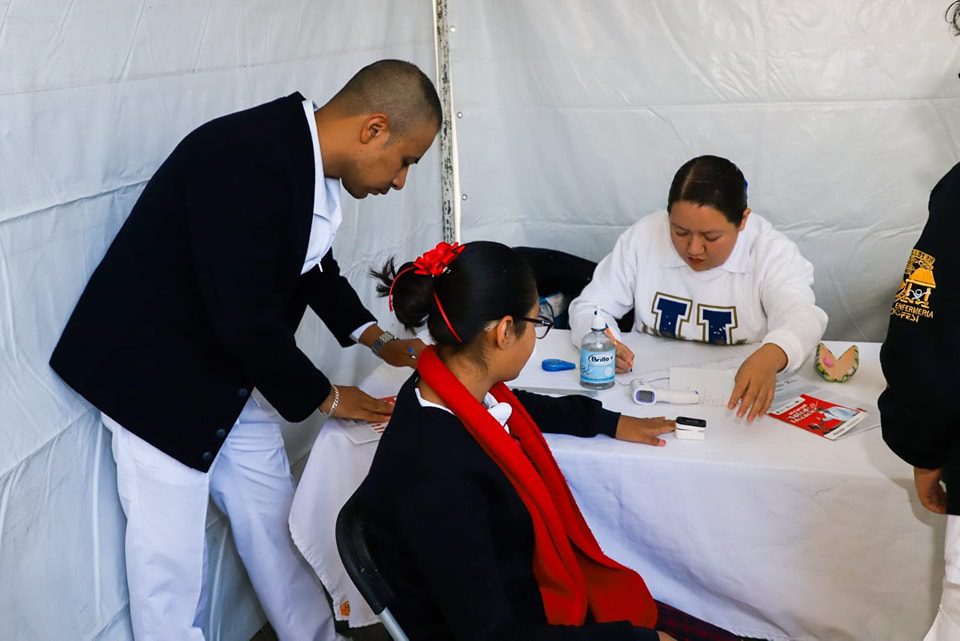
[915,466,948,514]
[614,341,635,374]
[320,386,394,422]
[727,343,787,422]
[379,337,426,368]
[615,415,676,446]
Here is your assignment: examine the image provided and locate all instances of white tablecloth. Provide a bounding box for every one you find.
[290,331,944,640]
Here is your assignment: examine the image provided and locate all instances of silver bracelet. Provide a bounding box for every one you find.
[320,384,340,417]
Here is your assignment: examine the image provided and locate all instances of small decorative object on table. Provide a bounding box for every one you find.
[814,343,859,382]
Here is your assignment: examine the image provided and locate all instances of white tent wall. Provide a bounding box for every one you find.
[449,0,960,342]
[4,0,960,639]
[0,2,440,640]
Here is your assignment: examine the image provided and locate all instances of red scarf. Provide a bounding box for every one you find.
[417,347,657,628]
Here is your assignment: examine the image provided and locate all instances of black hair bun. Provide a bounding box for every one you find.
[371,257,435,330]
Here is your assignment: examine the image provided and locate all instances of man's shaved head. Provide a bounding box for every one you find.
[331,59,442,135]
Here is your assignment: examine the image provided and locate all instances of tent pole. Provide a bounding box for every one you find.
[433,0,461,242]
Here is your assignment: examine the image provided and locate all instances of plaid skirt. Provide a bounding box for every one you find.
[655,600,744,641]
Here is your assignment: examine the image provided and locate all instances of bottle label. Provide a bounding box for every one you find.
[580,349,615,384]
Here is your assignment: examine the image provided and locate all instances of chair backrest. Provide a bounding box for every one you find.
[514,246,635,333]
[513,246,596,301]
[336,488,410,641]
[335,488,393,615]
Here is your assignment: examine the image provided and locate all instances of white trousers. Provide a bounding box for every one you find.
[926,516,960,641]
[105,401,340,641]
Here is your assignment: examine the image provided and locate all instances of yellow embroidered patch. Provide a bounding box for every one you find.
[339,600,351,617]
[891,248,936,322]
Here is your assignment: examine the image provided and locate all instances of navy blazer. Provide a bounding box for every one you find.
[358,375,657,641]
[50,93,375,471]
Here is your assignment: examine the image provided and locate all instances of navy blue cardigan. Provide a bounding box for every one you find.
[50,93,374,471]
[358,375,658,641]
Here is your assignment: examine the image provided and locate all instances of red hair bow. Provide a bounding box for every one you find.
[388,242,466,314]
[412,242,465,276]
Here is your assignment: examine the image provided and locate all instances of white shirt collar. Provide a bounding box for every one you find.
[661,212,755,274]
[414,387,514,431]
[301,99,342,228]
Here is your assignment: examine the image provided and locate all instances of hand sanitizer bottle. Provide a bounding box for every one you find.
[580,308,615,390]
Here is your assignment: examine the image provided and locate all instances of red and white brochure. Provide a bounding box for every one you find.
[768,393,867,441]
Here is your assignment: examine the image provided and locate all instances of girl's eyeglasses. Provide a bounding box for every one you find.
[520,315,554,339]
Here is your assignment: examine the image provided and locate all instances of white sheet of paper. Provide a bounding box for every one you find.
[336,420,383,445]
[630,347,748,389]
[669,367,737,407]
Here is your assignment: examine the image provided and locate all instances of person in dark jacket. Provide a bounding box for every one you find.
[879,7,960,639]
[49,60,440,641]
[358,240,743,641]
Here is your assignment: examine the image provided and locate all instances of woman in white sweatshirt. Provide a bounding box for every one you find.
[569,155,827,421]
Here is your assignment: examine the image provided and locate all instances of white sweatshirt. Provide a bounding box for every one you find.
[568,210,828,372]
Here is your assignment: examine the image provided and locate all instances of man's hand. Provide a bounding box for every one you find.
[915,466,948,514]
[379,337,426,368]
[614,341,635,374]
[657,631,678,641]
[615,415,676,446]
[320,386,394,422]
[727,343,787,422]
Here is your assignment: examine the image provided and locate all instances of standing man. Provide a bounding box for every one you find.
[880,5,960,639]
[50,59,441,641]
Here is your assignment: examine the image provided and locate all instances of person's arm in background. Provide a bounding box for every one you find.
[728,229,827,421]
[310,251,424,366]
[755,230,828,373]
[304,251,425,420]
[880,385,951,514]
[568,223,644,373]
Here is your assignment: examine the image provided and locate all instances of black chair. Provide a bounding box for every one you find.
[335,488,409,641]
[513,246,634,333]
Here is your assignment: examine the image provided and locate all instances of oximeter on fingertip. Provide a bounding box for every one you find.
[675,416,707,440]
[630,380,700,405]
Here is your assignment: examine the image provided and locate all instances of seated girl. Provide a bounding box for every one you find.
[569,155,828,421]
[357,240,741,641]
